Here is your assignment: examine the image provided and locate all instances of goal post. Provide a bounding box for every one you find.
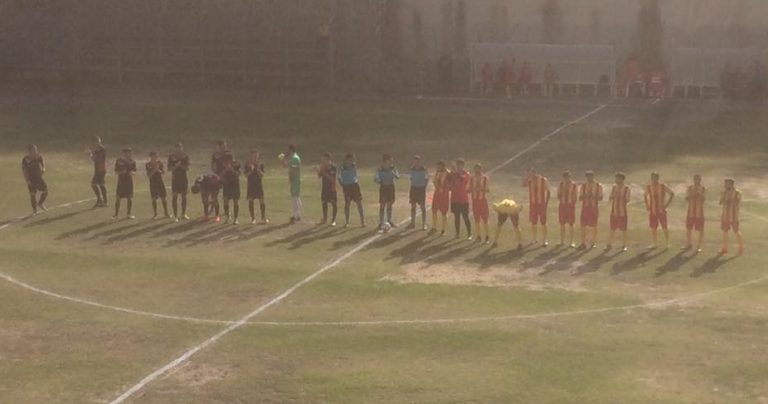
[469,43,617,96]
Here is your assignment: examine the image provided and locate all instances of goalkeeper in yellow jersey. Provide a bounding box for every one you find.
[491,198,523,250]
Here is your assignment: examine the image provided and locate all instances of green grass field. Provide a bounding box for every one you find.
[1,89,768,403]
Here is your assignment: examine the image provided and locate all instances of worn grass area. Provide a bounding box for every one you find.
[0,90,767,403]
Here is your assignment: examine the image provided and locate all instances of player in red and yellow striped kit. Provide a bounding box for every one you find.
[607,172,630,252]
[430,161,451,236]
[523,168,550,246]
[557,171,578,247]
[719,178,743,255]
[644,172,675,249]
[684,174,706,252]
[579,171,603,249]
[469,163,490,244]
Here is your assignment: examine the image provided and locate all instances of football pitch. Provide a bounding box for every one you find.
[1,89,767,403]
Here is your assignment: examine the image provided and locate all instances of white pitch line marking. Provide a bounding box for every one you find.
[106,103,611,403]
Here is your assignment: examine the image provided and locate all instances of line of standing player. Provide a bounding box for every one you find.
[21,141,745,255]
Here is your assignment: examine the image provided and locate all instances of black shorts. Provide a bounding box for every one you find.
[379,184,395,204]
[451,202,469,215]
[223,183,241,200]
[247,180,264,200]
[92,171,106,185]
[322,188,338,203]
[409,186,426,205]
[172,172,188,194]
[150,180,167,199]
[27,177,48,193]
[343,183,362,203]
[116,178,134,199]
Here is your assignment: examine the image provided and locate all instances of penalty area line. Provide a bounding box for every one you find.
[108,102,611,403]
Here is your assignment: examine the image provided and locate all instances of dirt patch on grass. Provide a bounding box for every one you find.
[381,261,586,292]
[169,363,230,388]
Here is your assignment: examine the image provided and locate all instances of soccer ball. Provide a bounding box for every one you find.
[277,152,286,160]
[382,222,392,233]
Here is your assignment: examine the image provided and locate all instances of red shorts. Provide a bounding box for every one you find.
[721,221,740,232]
[580,206,599,227]
[559,203,576,226]
[610,215,628,231]
[686,217,704,232]
[649,211,668,230]
[472,199,489,221]
[432,191,450,214]
[529,203,548,225]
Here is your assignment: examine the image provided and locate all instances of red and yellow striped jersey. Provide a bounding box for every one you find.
[469,175,489,200]
[610,184,631,217]
[434,170,450,192]
[645,183,672,215]
[720,189,741,223]
[686,185,706,219]
[525,175,550,205]
[558,181,578,205]
[579,182,603,207]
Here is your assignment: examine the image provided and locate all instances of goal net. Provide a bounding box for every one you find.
[469,43,617,93]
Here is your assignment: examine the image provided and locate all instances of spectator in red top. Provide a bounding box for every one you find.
[518,61,533,96]
[481,62,494,95]
[450,158,472,240]
[495,61,508,95]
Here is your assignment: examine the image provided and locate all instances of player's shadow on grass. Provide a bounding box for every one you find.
[102,221,173,244]
[571,249,625,276]
[610,248,666,275]
[691,255,739,278]
[287,227,343,250]
[421,240,479,268]
[163,223,219,247]
[654,251,695,277]
[465,243,533,269]
[266,224,327,248]
[24,209,89,227]
[56,220,113,240]
[86,221,145,241]
[330,228,378,250]
[383,232,435,265]
[150,219,202,238]
[224,222,292,243]
[538,248,590,276]
[518,244,567,273]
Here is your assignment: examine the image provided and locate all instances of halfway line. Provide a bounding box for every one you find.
[108,103,610,403]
